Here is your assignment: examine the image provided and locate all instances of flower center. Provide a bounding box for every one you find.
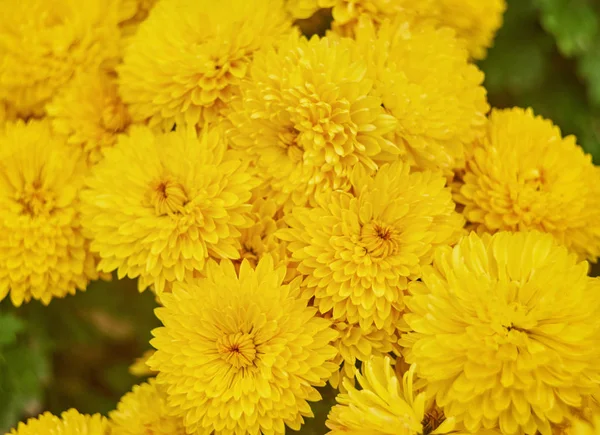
[216,333,257,368]
[421,408,445,435]
[360,221,400,257]
[17,180,52,217]
[149,178,189,216]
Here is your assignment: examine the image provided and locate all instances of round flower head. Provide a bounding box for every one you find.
[47,71,130,165]
[454,107,600,261]
[354,18,488,173]
[326,356,456,435]
[148,256,339,434]
[0,120,100,306]
[109,378,186,435]
[80,125,258,293]
[401,231,600,435]
[118,0,292,129]
[8,409,108,435]
[228,34,398,208]
[277,161,464,331]
[0,0,120,116]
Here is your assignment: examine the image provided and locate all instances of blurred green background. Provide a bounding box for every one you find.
[2,0,600,432]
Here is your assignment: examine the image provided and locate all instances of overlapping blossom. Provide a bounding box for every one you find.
[7,409,108,435]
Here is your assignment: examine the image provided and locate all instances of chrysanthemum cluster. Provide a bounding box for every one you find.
[4,1,600,434]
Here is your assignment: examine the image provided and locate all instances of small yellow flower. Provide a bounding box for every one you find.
[109,378,186,435]
[0,0,120,116]
[80,125,258,293]
[148,256,339,434]
[402,231,600,435]
[7,409,108,435]
[0,120,99,306]
[47,71,130,165]
[228,34,398,208]
[454,107,600,261]
[326,356,456,435]
[118,0,292,129]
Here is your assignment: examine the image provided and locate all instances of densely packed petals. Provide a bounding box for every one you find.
[7,409,108,435]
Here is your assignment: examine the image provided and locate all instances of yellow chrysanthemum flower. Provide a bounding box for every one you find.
[454,107,600,261]
[7,409,108,435]
[109,378,186,435]
[401,231,600,435]
[354,18,489,173]
[118,0,292,129]
[148,256,339,434]
[46,71,130,165]
[228,34,398,208]
[326,356,456,435]
[0,0,120,117]
[278,161,464,330]
[0,120,100,306]
[81,125,258,293]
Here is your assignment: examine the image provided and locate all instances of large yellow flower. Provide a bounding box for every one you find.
[148,256,339,434]
[228,34,398,208]
[7,409,108,435]
[0,120,99,306]
[354,18,489,173]
[80,125,258,293]
[118,0,291,129]
[277,161,464,330]
[47,71,130,165]
[0,0,120,117]
[401,231,600,435]
[109,378,186,435]
[326,356,457,435]
[454,107,600,261]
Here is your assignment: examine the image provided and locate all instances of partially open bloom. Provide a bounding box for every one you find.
[47,71,130,165]
[402,231,600,435]
[228,34,398,208]
[148,256,339,434]
[0,0,120,116]
[454,107,600,261]
[7,409,108,435]
[81,125,257,293]
[109,378,186,435]
[118,0,291,129]
[354,18,489,173]
[278,161,464,330]
[0,120,99,306]
[326,356,456,435]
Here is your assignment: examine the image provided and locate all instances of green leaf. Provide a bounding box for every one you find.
[0,313,24,348]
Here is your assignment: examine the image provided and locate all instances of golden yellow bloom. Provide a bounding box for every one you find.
[402,231,600,435]
[0,0,120,117]
[354,18,488,173]
[47,71,130,165]
[228,34,398,208]
[0,120,99,306]
[81,125,257,294]
[109,378,186,435]
[118,0,292,129]
[7,409,108,435]
[148,256,339,434]
[278,161,464,330]
[454,107,600,261]
[326,356,456,435]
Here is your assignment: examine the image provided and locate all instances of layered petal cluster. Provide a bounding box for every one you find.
[354,18,489,173]
[47,71,131,165]
[7,409,108,435]
[278,161,464,331]
[402,231,600,435]
[0,0,120,116]
[118,0,292,128]
[0,120,99,306]
[148,256,339,434]
[80,125,257,293]
[109,378,186,435]
[454,107,600,261]
[228,34,398,208]
[118,0,158,37]
[326,356,456,435]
